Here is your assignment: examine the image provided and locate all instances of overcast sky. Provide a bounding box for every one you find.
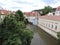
[0,0,60,12]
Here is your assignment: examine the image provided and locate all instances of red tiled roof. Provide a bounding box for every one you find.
[0,10,11,15]
[24,11,40,17]
[24,12,36,17]
[39,15,60,21]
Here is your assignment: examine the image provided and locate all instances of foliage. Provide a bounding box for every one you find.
[15,10,24,21]
[40,6,54,15]
[0,10,34,45]
[21,29,34,45]
[24,19,29,25]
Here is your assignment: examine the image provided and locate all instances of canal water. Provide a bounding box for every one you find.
[37,26,58,45]
[27,24,58,45]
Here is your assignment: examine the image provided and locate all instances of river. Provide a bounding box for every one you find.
[27,24,58,45]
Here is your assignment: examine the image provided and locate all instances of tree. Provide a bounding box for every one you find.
[41,6,53,15]
[15,10,24,21]
[0,15,22,45]
[0,10,34,45]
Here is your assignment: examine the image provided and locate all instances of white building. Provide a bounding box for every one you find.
[38,15,60,39]
[24,11,40,25]
[48,12,53,16]
[55,6,60,16]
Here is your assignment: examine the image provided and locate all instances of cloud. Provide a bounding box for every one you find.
[0,0,60,12]
[49,0,60,8]
[41,0,60,8]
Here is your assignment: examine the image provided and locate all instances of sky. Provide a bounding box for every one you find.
[0,0,60,12]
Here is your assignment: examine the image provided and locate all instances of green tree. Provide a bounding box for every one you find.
[0,10,34,45]
[41,6,53,15]
[0,15,22,45]
[15,10,24,21]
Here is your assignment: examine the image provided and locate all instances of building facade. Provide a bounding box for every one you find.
[55,6,60,16]
[24,11,40,25]
[0,9,12,23]
[38,16,60,39]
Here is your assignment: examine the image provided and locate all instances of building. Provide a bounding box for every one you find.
[24,6,60,39]
[38,15,60,39]
[0,9,12,23]
[47,12,53,16]
[24,11,40,25]
[47,6,60,16]
[38,6,60,39]
[55,6,60,16]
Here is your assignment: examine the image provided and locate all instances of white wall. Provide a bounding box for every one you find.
[28,17,38,25]
[48,12,53,16]
[24,15,38,25]
[38,18,60,39]
[55,11,60,16]
[0,15,6,23]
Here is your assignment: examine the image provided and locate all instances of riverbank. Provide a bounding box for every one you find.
[26,24,47,45]
[27,24,58,45]
[37,25,58,45]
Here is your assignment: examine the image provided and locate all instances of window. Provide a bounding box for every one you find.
[55,25,57,30]
[52,24,53,28]
[49,24,50,27]
[46,24,47,26]
[59,11,60,14]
